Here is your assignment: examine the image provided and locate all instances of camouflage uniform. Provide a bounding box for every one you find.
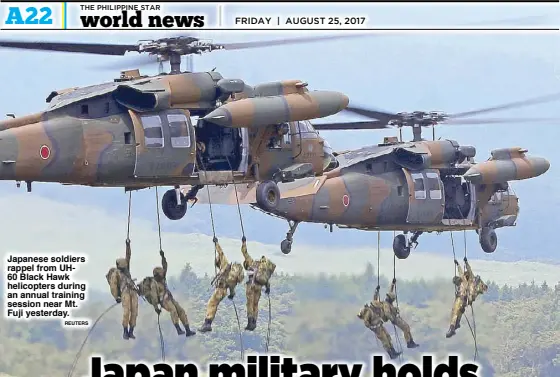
[105,239,138,340]
[466,259,488,306]
[374,279,419,349]
[152,250,196,337]
[199,238,245,333]
[447,258,475,338]
[241,236,276,331]
[357,304,401,359]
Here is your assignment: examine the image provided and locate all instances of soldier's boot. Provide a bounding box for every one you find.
[245,317,256,331]
[128,327,136,339]
[175,324,185,335]
[184,324,196,337]
[199,318,213,333]
[388,347,402,360]
[122,326,129,340]
[407,339,419,348]
[445,325,456,338]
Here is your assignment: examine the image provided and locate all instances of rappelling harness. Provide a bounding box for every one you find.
[450,230,479,362]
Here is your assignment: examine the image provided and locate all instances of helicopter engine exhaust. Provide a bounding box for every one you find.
[202,91,349,128]
[464,147,550,184]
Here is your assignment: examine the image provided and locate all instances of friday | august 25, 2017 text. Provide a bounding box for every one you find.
[90,354,480,377]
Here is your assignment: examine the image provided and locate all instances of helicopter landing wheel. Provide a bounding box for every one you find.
[479,227,497,253]
[280,239,292,255]
[256,180,280,212]
[393,234,411,259]
[162,189,187,220]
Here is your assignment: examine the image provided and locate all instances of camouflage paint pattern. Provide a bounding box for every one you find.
[464,147,550,184]
[0,71,347,188]
[202,91,349,128]
[185,140,549,237]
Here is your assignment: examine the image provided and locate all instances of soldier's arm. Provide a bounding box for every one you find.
[125,239,132,268]
[373,286,380,302]
[456,262,465,279]
[464,259,473,277]
[214,240,228,268]
[240,237,254,269]
[389,278,396,294]
[161,251,168,278]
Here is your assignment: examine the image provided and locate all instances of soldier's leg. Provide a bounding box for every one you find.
[248,285,262,331]
[393,317,418,348]
[374,325,401,359]
[128,291,139,339]
[121,291,131,340]
[172,298,195,337]
[161,296,184,335]
[446,297,462,338]
[200,288,227,333]
[245,283,254,330]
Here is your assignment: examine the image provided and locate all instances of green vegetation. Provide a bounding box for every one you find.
[1,263,558,377]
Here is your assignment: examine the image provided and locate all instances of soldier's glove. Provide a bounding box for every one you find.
[265,286,270,295]
[160,250,164,257]
[392,278,397,284]
[155,308,161,315]
[116,297,121,304]
[376,285,380,291]
[242,236,246,243]
[228,294,235,300]
[126,239,130,246]
[213,237,218,243]
[463,257,468,262]
[454,259,459,265]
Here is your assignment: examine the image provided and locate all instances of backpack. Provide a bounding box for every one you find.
[139,276,159,306]
[254,257,276,285]
[225,263,245,286]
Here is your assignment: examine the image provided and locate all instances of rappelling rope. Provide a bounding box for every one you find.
[126,191,132,241]
[154,187,166,362]
[392,253,404,362]
[67,303,118,377]
[462,230,478,362]
[264,293,272,353]
[231,299,244,360]
[196,151,218,275]
[450,231,478,362]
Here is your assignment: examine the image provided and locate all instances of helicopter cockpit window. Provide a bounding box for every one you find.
[426,172,442,200]
[296,121,319,139]
[140,115,164,148]
[411,173,426,200]
[167,114,191,148]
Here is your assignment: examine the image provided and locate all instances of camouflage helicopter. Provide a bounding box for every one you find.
[0,34,358,220]
[180,93,555,258]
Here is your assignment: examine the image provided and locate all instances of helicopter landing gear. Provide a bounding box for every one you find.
[280,220,300,254]
[256,180,281,212]
[162,187,187,221]
[392,231,423,259]
[478,227,497,253]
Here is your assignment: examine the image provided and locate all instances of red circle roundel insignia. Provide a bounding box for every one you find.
[342,194,350,207]
[39,145,51,160]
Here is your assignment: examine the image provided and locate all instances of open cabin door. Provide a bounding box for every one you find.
[402,168,445,224]
[291,120,325,175]
[130,109,196,178]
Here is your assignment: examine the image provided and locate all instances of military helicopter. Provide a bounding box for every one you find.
[179,93,556,258]
[0,34,359,221]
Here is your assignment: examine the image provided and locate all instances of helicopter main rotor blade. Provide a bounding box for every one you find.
[449,92,560,119]
[312,120,389,131]
[443,117,560,125]
[0,40,139,55]
[343,106,397,122]
[219,33,372,51]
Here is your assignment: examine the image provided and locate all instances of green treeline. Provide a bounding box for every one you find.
[0,262,558,377]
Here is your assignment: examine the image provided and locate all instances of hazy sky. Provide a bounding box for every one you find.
[0,2,558,266]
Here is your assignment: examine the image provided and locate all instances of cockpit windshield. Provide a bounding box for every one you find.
[295,120,319,138]
[322,139,339,171]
